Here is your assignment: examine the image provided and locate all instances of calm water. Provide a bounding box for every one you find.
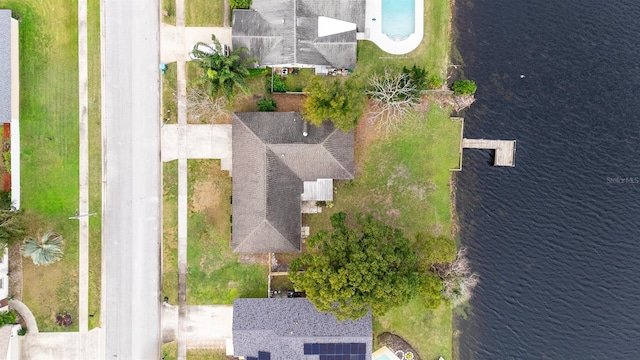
[454,0,640,358]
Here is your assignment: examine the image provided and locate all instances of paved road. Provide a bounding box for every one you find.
[100,0,162,358]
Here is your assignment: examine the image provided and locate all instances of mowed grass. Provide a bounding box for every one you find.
[162,161,179,304]
[356,0,451,78]
[87,0,102,330]
[0,0,104,331]
[186,160,267,304]
[374,300,452,359]
[185,0,224,27]
[304,108,460,357]
[306,107,461,239]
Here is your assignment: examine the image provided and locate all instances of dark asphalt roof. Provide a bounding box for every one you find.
[232,0,365,69]
[231,112,354,253]
[233,298,372,359]
[0,10,13,124]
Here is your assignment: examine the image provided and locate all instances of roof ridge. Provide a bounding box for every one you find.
[321,129,353,177]
[264,219,299,250]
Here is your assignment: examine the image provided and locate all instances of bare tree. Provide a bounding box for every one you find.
[187,86,229,124]
[366,69,420,130]
[431,246,479,306]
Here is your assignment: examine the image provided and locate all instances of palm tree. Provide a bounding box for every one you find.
[21,231,64,266]
[192,35,255,100]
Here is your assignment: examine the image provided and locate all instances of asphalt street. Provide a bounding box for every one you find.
[100,0,162,358]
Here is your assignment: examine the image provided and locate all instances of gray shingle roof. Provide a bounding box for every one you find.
[233,298,372,360]
[232,112,354,253]
[0,10,13,124]
[232,0,365,69]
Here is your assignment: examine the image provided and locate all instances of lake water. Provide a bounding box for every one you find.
[454,0,640,358]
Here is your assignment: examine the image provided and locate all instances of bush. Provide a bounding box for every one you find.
[257,97,277,112]
[0,191,12,210]
[270,75,288,93]
[17,328,26,336]
[428,74,445,89]
[230,0,251,9]
[451,79,477,95]
[0,311,17,326]
[247,68,269,79]
[415,234,456,269]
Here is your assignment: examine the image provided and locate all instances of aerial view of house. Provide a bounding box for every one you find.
[231,112,354,253]
[232,298,372,359]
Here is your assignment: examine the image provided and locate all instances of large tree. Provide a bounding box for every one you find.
[302,76,366,132]
[290,212,430,320]
[193,35,255,100]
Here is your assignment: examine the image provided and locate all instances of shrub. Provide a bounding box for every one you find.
[451,79,477,95]
[0,191,12,210]
[230,0,251,9]
[17,328,26,336]
[270,75,288,92]
[428,74,445,89]
[55,312,73,327]
[257,97,277,112]
[0,311,17,326]
[247,68,270,79]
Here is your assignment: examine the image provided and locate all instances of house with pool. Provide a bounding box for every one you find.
[231,0,423,72]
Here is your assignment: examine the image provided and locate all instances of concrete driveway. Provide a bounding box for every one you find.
[163,304,233,349]
[161,124,232,171]
[19,329,101,360]
[161,24,232,63]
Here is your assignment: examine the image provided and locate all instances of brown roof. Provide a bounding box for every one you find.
[232,112,354,253]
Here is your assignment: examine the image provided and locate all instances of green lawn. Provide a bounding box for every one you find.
[374,300,452,359]
[306,107,461,238]
[162,63,178,125]
[304,107,461,357]
[356,0,451,78]
[162,0,176,25]
[162,161,179,304]
[0,0,102,332]
[186,160,267,304]
[162,159,268,305]
[185,0,224,27]
[87,0,103,330]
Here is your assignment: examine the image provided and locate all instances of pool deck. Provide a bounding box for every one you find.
[372,346,402,360]
[360,0,424,55]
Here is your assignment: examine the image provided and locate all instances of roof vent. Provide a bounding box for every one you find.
[303,122,308,137]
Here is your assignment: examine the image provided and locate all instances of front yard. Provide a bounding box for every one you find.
[1,0,103,331]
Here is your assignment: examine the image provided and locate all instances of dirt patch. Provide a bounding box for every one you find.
[8,243,22,300]
[270,252,303,273]
[353,104,382,175]
[190,179,230,230]
[237,253,269,265]
[417,93,475,113]
[272,93,306,112]
[377,332,422,360]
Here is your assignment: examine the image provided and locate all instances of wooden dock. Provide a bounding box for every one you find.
[462,138,516,167]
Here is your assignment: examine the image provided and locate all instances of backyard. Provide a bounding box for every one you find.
[160,0,458,357]
[0,0,103,331]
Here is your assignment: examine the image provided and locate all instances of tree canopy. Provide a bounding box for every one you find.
[414,234,456,269]
[451,79,477,95]
[302,76,366,132]
[290,212,439,320]
[193,35,255,100]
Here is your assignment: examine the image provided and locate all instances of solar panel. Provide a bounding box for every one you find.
[258,351,271,360]
[303,343,367,357]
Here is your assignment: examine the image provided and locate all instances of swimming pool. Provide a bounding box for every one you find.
[381,0,415,41]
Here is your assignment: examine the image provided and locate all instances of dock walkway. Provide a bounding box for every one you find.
[462,138,516,166]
